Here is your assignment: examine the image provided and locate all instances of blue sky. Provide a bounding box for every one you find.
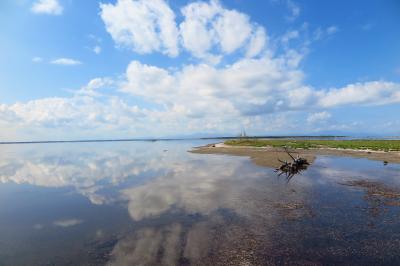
[0,0,399,141]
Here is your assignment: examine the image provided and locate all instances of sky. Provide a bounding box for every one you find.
[0,0,400,141]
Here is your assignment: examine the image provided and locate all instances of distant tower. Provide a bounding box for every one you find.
[239,128,247,138]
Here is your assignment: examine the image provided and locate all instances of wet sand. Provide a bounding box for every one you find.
[190,143,400,168]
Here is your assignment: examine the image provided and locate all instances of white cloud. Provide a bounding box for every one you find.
[122,54,305,117]
[0,76,400,139]
[53,219,83,227]
[3,56,399,140]
[50,58,82,65]
[286,0,300,21]
[6,96,143,129]
[37,56,84,66]
[122,61,175,103]
[31,0,63,15]
[246,26,267,58]
[326,25,339,35]
[32,56,43,63]
[1,1,400,139]
[213,9,252,53]
[313,25,339,41]
[75,77,114,97]
[178,1,219,59]
[318,81,400,107]
[281,30,299,45]
[100,0,267,61]
[307,111,331,124]
[123,59,400,119]
[100,0,179,57]
[93,46,102,54]
[0,78,147,139]
[179,0,266,61]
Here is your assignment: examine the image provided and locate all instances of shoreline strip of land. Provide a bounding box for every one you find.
[190,139,400,168]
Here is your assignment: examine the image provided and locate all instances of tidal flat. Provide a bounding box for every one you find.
[1,140,400,265]
[192,139,400,167]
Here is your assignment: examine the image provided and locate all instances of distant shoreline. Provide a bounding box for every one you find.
[191,142,400,167]
[2,135,400,145]
[0,135,349,145]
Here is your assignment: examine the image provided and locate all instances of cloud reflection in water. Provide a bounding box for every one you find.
[1,143,400,265]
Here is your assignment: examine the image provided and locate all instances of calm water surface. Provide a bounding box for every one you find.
[1,140,400,265]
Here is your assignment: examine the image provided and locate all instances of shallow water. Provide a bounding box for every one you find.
[0,140,400,265]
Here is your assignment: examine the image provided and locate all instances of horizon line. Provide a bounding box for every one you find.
[0,135,349,145]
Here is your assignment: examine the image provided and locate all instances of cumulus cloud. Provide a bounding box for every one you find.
[75,77,114,97]
[50,58,82,65]
[122,54,304,117]
[1,0,400,139]
[307,111,331,124]
[100,0,179,57]
[178,0,219,59]
[100,0,266,61]
[120,59,400,130]
[246,26,267,58]
[318,81,400,107]
[31,0,63,15]
[0,78,146,138]
[122,59,400,118]
[213,9,253,53]
[1,62,400,139]
[179,0,266,61]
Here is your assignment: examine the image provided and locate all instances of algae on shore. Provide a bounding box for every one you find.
[225,139,400,152]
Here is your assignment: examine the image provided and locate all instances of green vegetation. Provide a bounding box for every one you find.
[224,139,400,152]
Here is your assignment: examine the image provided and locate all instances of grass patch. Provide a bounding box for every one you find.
[224,139,400,151]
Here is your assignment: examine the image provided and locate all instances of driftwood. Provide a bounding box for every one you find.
[275,147,310,182]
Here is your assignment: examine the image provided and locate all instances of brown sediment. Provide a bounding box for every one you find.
[339,179,400,220]
[190,143,400,168]
[339,180,400,199]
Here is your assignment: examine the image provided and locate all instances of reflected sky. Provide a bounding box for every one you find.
[1,141,400,265]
